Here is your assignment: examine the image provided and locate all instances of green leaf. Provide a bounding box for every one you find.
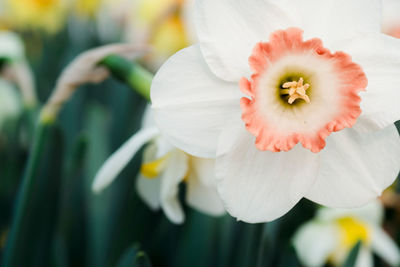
[342,240,362,267]
[2,123,65,267]
[116,245,140,267]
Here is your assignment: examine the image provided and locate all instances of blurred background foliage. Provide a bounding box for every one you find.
[0,0,399,267]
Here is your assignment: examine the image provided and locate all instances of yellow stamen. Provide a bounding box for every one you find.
[337,217,371,250]
[281,77,310,104]
[140,155,168,179]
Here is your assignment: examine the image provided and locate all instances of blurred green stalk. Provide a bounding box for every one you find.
[2,56,152,266]
[100,55,153,102]
[2,121,51,267]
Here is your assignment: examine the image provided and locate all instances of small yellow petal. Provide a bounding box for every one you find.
[140,155,169,179]
[337,217,371,250]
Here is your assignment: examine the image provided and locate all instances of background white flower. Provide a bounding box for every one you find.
[92,107,225,224]
[293,200,400,267]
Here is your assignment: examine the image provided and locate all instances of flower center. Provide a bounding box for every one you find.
[280,77,310,104]
[240,28,367,153]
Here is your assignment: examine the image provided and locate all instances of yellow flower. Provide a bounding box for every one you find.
[125,0,192,68]
[3,0,68,33]
[74,0,102,18]
[92,106,225,224]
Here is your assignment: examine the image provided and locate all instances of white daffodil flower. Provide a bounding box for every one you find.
[92,107,225,224]
[150,0,400,223]
[293,201,400,267]
[0,79,21,130]
[382,0,400,38]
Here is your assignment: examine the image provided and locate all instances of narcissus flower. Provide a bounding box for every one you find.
[293,201,400,267]
[92,107,224,224]
[0,31,36,108]
[151,0,400,222]
[382,0,400,38]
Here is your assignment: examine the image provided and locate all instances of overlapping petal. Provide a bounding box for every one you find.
[194,0,292,81]
[136,174,162,210]
[151,44,242,158]
[92,127,159,193]
[215,118,319,222]
[160,151,189,224]
[272,0,381,44]
[371,226,400,266]
[186,157,225,216]
[305,124,400,208]
[333,33,400,132]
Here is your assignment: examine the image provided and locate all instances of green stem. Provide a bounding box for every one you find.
[100,55,153,101]
[2,121,51,267]
[2,55,151,266]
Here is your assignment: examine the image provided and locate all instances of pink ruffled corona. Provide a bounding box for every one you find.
[240,28,368,153]
[390,27,400,38]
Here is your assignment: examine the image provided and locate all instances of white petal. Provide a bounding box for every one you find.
[293,221,338,267]
[181,0,197,43]
[336,33,400,133]
[136,174,161,210]
[160,151,189,224]
[141,107,177,158]
[194,0,292,81]
[136,141,163,210]
[186,157,225,216]
[355,247,374,267]
[274,0,381,45]
[215,117,319,223]
[92,127,159,193]
[316,201,384,226]
[141,105,156,129]
[151,44,242,158]
[371,226,400,266]
[0,31,24,61]
[305,124,400,208]
[382,0,400,34]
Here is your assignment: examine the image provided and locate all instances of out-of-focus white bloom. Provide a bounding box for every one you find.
[294,201,400,267]
[382,0,400,38]
[0,31,24,61]
[0,79,21,130]
[0,31,36,108]
[92,107,225,224]
[151,0,400,223]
